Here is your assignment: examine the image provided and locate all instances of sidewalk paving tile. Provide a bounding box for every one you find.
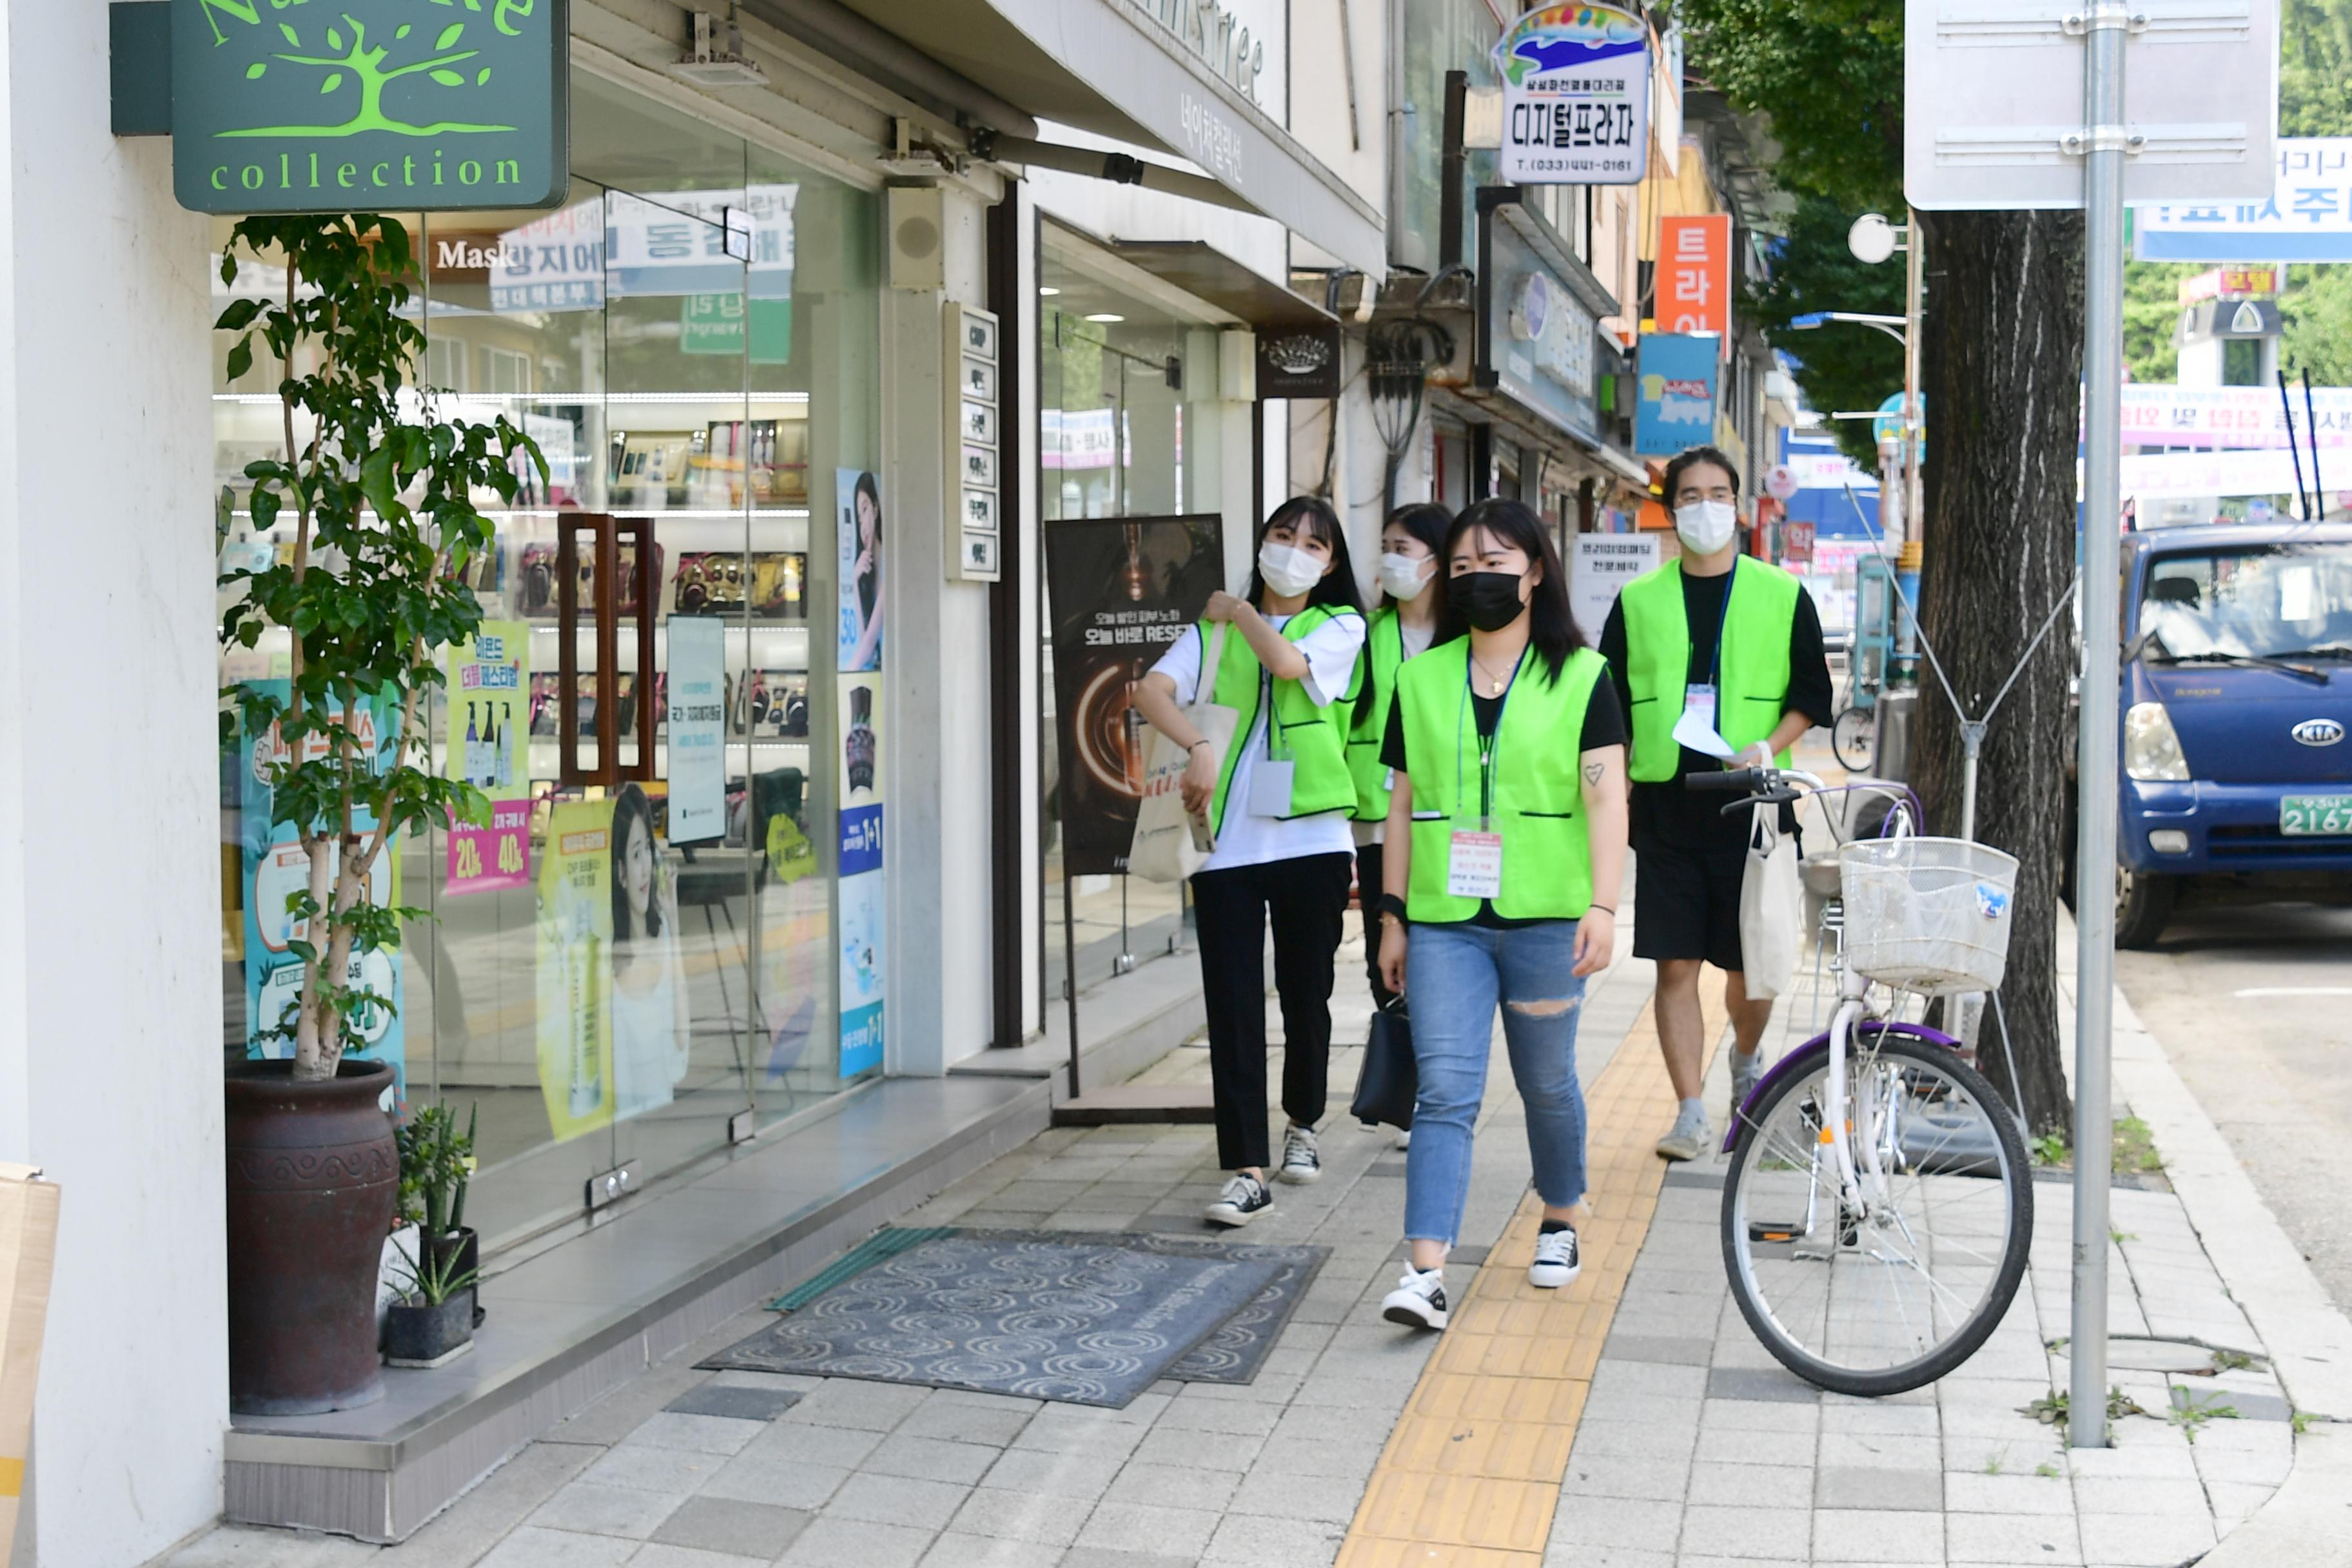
[474,1527,638,1568]
[911,1534,1060,1568]
[1810,1506,1946,1563]
[1816,1464,1944,1510]
[1945,1510,2083,1563]
[648,1496,813,1557]
[1071,1501,1223,1558]
[1679,1502,1808,1557]
[523,1480,683,1540]
[774,1516,932,1568]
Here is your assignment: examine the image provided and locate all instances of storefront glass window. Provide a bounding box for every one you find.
[213,69,882,1250]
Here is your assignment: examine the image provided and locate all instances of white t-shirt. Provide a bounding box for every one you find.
[1150,612,1367,874]
[1353,615,1438,848]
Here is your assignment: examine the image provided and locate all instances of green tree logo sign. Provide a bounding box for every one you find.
[173,0,571,215]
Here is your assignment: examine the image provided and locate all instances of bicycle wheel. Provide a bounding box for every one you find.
[1831,705,1875,770]
[1721,1027,2032,1396]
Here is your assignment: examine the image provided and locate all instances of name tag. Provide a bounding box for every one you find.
[1447,828,1503,899]
[1248,759,1295,818]
[1671,683,1735,760]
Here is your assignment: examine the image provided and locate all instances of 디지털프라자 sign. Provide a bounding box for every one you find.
[172,0,569,213]
[1491,4,1651,186]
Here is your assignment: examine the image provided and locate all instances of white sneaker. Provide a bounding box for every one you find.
[1279,1123,1322,1184]
[1204,1172,1274,1228]
[1394,1128,1412,1151]
[1529,1226,1582,1289]
[1380,1265,1449,1330]
[1655,1110,1711,1162]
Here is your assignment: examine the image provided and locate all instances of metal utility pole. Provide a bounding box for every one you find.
[2068,0,2130,1451]
[1903,206,1925,551]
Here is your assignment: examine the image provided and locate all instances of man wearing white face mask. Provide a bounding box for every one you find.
[1598,446,1834,1161]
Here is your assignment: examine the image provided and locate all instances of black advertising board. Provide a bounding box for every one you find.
[1255,324,1344,399]
[1044,514,1226,876]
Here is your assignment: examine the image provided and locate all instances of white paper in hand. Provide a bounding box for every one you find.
[1671,683,1736,759]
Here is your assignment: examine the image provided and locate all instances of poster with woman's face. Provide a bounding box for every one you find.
[838,467,883,672]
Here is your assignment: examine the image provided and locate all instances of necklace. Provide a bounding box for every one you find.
[1471,654,1514,697]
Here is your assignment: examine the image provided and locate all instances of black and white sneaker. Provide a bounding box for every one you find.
[1529,1224,1581,1289]
[1204,1172,1275,1227]
[1278,1124,1322,1185]
[1380,1266,1449,1329]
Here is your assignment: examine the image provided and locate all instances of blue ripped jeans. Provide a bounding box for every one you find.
[1402,919,1589,1247]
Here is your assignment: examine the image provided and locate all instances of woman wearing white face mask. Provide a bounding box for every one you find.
[1348,504,1453,1021]
[1132,497,1368,1225]
[1597,446,1834,1162]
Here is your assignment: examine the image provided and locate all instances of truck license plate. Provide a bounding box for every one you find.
[2280,795,2352,836]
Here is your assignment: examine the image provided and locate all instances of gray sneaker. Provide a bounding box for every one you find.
[1730,1050,1766,1122]
[1655,1107,1711,1162]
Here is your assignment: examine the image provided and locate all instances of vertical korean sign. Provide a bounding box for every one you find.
[837,468,885,1077]
[666,616,727,845]
[1658,214,1731,346]
[170,0,571,215]
[1493,5,1651,186]
[535,799,614,1141]
[445,621,531,894]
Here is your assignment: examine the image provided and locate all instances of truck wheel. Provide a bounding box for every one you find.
[2115,866,2174,950]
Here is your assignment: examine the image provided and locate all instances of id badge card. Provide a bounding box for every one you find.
[1671,683,1736,760]
[1248,759,1295,818]
[1447,821,1503,899]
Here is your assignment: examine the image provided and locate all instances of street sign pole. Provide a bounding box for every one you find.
[1903,207,1925,553]
[2069,0,2130,1451]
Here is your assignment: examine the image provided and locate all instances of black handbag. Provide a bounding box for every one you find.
[1350,1000,1416,1131]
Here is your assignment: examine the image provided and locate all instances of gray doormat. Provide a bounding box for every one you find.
[1120,1235,1329,1385]
[699,1230,1291,1407]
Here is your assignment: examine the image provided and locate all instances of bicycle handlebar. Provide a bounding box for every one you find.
[1683,768,1763,794]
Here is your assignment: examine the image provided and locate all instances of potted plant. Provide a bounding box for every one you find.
[381,1238,484,1367]
[397,1103,482,1328]
[217,213,541,1415]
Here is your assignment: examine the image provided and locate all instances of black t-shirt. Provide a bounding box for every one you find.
[1377,657,1627,927]
[1598,568,1833,850]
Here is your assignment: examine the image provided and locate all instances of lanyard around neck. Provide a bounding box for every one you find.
[1454,643,1527,818]
[1699,558,1738,690]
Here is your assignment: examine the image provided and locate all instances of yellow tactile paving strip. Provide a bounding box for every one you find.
[1337,975,1729,1567]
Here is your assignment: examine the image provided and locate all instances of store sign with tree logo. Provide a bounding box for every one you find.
[171,0,569,214]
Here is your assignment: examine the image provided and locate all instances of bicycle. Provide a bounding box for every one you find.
[1687,765,2034,1396]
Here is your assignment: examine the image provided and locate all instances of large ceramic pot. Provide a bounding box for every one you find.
[225,1057,398,1415]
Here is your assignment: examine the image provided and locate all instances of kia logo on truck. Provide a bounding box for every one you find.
[2293,718,2345,747]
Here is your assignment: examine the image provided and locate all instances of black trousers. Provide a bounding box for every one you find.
[1190,850,1353,1171]
[1355,839,1399,1013]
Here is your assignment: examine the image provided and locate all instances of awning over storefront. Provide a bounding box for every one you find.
[1106,240,1337,332]
[827,0,1387,277]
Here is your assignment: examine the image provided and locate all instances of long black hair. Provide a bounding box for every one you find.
[610,781,663,942]
[1244,495,1364,617]
[1442,498,1583,683]
[1354,502,1453,728]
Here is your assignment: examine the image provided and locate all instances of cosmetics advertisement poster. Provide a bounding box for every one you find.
[838,869,885,1077]
[444,621,529,790]
[838,672,884,807]
[1042,514,1225,876]
[534,798,616,1142]
[235,680,406,1103]
[665,615,729,845]
[838,466,883,671]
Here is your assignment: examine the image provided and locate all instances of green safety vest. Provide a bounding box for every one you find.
[1201,605,1365,835]
[1346,608,1413,822]
[1397,642,1607,924]
[1619,558,1800,783]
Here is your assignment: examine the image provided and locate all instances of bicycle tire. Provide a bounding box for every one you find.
[1830,706,1874,770]
[1720,1029,2033,1397]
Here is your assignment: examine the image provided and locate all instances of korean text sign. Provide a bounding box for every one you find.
[2137,139,2352,263]
[1657,215,1730,342]
[1491,4,1651,185]
[1634,333,1720,455]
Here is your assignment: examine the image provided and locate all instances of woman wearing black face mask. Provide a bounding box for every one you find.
[1368,500,1629,1330]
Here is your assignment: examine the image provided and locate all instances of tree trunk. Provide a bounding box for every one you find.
[1914,208,2082,1137]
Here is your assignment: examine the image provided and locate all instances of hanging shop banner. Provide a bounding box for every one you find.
[1657,215,1732,343]
[1043,514,1227,877]
[1633,333,1720,455]
[2115,382,2352,448]
[665,615,728,845]
[1255,324,1344,398]
[2118,447,2352,500]
[1492,4,1651,185]
[838,467,883,671]
[2177,266,2284,304]
[1568,534,1662,645]
[534,797,614,1141]
[2137,139,2352,263]
[838,870,885,1077]
[236,681,406,1101]
[170,0,570,215]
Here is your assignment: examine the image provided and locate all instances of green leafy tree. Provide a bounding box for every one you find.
[1747,193,1906,465]
[2280,0,2352,134]
[2124,262,2202,384]
[218,215,544,1082]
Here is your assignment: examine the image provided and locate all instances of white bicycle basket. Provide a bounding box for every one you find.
[1836,836,2021,995]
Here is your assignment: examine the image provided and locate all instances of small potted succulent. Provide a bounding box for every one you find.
[396,1104,482,1328]
[380,1233,483,1367]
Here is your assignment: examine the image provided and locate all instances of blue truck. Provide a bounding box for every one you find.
[2086,520,2352,946]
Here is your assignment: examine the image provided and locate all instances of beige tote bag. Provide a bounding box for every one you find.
[1128,622,1239,884]
[0,1166,59,1568]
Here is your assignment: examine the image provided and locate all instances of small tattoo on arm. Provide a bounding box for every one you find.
[1582,761,1605,785]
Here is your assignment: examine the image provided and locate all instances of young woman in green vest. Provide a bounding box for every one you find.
[1370,498,1629,1329]
[1132,496,1368,1226]
[1348,504,1454,1022]
[1597,446,1833,1162]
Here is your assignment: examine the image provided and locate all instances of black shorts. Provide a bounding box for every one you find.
[1632,831,1748,972]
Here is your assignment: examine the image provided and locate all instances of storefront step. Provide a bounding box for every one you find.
[220,1072,1050,1544]
[949,945,1209,1101]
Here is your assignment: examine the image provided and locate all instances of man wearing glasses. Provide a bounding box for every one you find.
[1598,446,1834,1161]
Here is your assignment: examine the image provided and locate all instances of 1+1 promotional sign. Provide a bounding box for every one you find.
[1492,4,1651,186]
[172,0,569,213]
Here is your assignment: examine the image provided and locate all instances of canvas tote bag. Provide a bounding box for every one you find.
[1128,622,1239,885]
[1739,801,1803,999]
[0,1166,59,1568]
